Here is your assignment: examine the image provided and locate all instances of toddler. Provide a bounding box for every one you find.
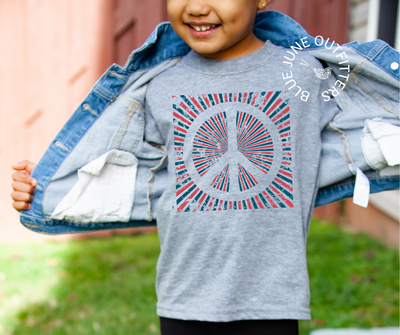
[11,0,399,334]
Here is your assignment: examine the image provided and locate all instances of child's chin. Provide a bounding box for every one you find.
[189,44,224,58]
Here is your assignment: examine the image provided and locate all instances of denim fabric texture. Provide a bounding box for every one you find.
[20,11,399,234]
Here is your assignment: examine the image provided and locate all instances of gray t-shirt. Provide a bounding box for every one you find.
[144,40,338,321]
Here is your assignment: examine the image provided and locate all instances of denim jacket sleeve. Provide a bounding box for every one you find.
[20,11,399,234]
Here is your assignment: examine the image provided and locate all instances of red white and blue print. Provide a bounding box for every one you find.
[173,91,293,212]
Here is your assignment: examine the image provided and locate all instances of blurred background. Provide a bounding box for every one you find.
[0,0,399,334]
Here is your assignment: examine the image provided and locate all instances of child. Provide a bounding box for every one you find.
[11,0,399,334]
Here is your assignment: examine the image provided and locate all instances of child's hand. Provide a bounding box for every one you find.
[11,160,37,212]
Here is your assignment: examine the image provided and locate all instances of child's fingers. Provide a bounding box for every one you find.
[12,201,31,212]
[11,191,34,203]
[12,171,37,186]
[12,160,36,174]
[12,181,36,195]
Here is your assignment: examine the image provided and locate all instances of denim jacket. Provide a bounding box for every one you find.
[20,11,400,234]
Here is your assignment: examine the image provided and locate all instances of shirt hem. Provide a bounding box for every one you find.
[157,304,312,322]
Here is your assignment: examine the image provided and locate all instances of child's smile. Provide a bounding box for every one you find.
[167,0,269,60]
[186,22,220,38]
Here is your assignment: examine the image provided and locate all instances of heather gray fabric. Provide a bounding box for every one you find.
[144,40,339,321]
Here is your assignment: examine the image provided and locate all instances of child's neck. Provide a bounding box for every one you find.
[196,34,265,60]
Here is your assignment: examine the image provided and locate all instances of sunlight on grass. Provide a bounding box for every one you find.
[0,220,398,335]
[0,234,160,335]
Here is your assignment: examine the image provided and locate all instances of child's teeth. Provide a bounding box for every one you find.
[191,25,215,32]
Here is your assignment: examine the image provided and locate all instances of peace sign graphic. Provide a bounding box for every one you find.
[173,92,294,213]
[193,110,274,194]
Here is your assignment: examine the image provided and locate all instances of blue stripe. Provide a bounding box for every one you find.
[262,91,281,113]
[180,95,200,115]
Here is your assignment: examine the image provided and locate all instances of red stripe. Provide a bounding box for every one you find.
[234,93,237,102]
[251,92,258,106]
[238,201,242,210]
[272,106,290,123]
[216,174,223,189]
[177,187,200,212]
[242,138,273,148]
[176,180,194,197]
[270,185,293,208]
[261,91,273,107]
[279,169,292,178]
[175,164,186,171]
[246,199,253,209]
[266,98,283,116]
[277,120,290,130]
[180,102,197,119]
[242,92,248,103]
[193,140,221,151]
[176,173,189,183]
[174,136,184,142]
[173,112,191,125]
[280,131,291,138]
[223,170,228,192]
[238,167,247,191]
[213,94,220,104]
[224,93,228,102]
[240,165,254,189]
[189,95,204,112]
[210,173,219,186]
[275,177,293,192]
[197,193,207,209]
[174,125,187,134]
[255,195,264,209]
[229,201,233,210]
[202,94,211,108]
[241,147,274,153]
[207,197,215,211]
[262,190,278,208]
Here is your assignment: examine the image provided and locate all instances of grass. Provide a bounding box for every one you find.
[0,219,398,335]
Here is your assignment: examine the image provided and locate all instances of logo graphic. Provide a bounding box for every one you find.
[282,35,351,102]
[300,59,332,80]
[173,92,294,212]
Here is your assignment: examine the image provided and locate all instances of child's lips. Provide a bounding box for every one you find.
[187,24,220,38]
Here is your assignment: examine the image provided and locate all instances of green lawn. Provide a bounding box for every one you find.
[0,219,398,335]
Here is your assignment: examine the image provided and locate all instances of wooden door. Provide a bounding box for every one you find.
[113,0,169,65]
[268,0,350,44]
